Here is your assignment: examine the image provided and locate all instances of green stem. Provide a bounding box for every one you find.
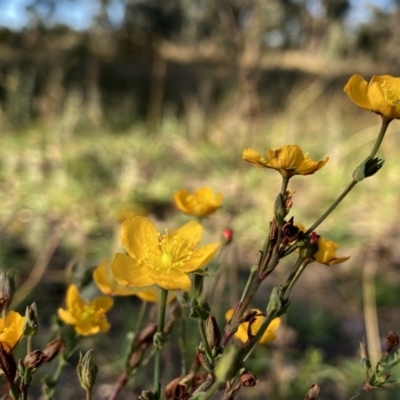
[306,118,390,235]
[153,288,168,400]
[135,300,147,333]
[8,382,19,400]
[27,336,32,354]
[282,258,311,300]
[198,320,213,362]
[242,312,277,363]
[305,179,357,235]
[280,176,289,196]
[239,266,257,305]
[369,117,391,159]
[180,312,187,375]
[281,255,304,294]
[197,379,220,400]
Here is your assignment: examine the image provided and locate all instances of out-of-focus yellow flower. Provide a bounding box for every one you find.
[243,145,328,178]
[57,285,113,336]
[116,205,148,224]
[111,216,220,292]
[296,224,350,266]
[94,259,174,302]
[344,74,400,120]
[173,187,223,217]
[225,309,280,344]
[0,311,25,352]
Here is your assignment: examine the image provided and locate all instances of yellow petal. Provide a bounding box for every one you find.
[92,296,114,313]
[151,269,192,291]
[169,220,203,248]
[259,317,281,344]
[266,145,304,170]
[173,189,191,214]
[120,216,160,259]
[344,74,372,110]
[296,155,329,175]
[57,308,76,325]
[180,242,221,272]
[66,284,84,312]
[314,237,349,265]
[111,253,155,287]
[242,148,269,167]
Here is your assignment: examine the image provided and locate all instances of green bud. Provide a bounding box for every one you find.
[206,315,221,349]
[359,341,371,372]
[214,346,242,383]
[353,157,384,182]
[266,286,282,316]
[77,349,98,393]
[23,302,39,337]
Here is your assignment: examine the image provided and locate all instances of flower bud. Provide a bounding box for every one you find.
[77,349,98,393]
[359,341,371,371]
[386,331,399,352]
[23,302,39,337]
[206,315,221,349]
[298,232,319,259]
[196,348,213,373]
[282,218,300,243]
[221,228,234,245]
[42,338,64,363]
[24,350,46,370]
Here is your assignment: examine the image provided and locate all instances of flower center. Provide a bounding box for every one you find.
[80,305,96,321]
[382,81,400,106]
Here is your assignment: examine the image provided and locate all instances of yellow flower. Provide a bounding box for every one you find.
[225,309,280,345]
[57,285,113,336]
[296,224,350,266]
[313,236,350,265]
[0,311,25,352]
[111,216,221,292]
[344,74,400,120]
[93,259,174,302]
[173,187,223,217]
[243,145,328,178]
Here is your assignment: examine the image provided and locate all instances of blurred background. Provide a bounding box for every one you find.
[1,0,400,399]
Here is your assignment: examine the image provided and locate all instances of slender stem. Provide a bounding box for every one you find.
[134,300,148,333]
[27,336,33,354]
[86,389,92,400]
[282,259,311,300]
[197,379,220,400]
[306,180,357,235]
[180,313,187,375]
[242,312,277,363]
[153,288,168,400]
[306,118,390,235]
[8,383,19,400]
[280,176,289,196]
[281,255,304,294]
[198,320,213,362]
[239,267,257,305]
[369,118,391,159]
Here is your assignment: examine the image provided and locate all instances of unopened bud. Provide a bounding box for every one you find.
[353,157,384,182]
[138,323,157,345]
[215,346,242,383]
[206,316,221,349]
[221,228,234,245]
[42,338,64,363]
[24,350,46,370]
[304,383,320,400]
[197,348,213,373]
[0,270,14,314]
[77,349,98,393]
[0,342,17,383]
[23,302,39,337]
[266,286,282,316]
[386,331,399,352]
